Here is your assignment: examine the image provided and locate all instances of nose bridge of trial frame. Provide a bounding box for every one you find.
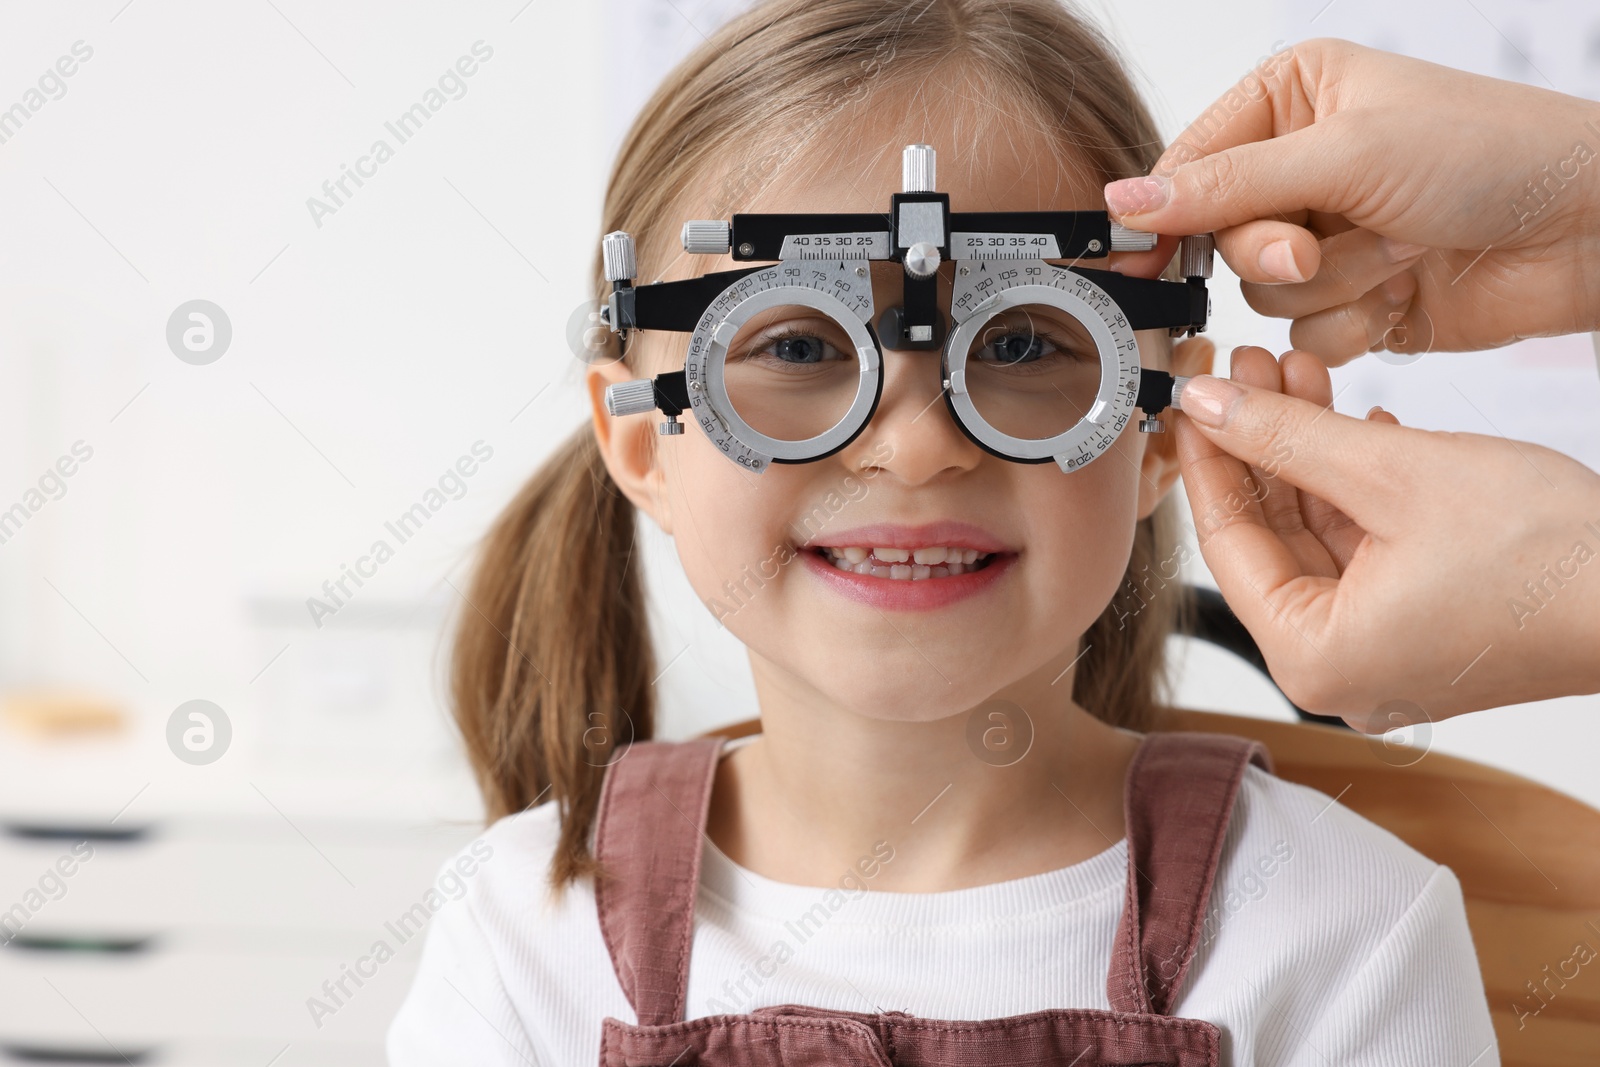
[601,144,1215,439]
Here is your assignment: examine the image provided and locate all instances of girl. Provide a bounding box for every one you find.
[388,1,1498,1063]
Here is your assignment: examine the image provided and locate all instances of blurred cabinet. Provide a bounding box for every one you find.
[0,719,482,1065]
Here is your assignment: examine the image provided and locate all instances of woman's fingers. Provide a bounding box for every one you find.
[1212,219,1324,283]
[1106,124,1361,239]
[1226,348,1308,540]
[1366,406,1401,426]
[1170,358,1272,550]
[1241,228,1427,316]
[1279,351,1367,569]
[1286,269,1419,367]
[1173,410,1338,651]
[1173,369,1415,536]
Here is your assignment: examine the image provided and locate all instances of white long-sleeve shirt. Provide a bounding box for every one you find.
[386,734,1499,1066]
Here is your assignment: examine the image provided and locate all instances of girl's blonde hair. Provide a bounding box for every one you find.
[452,0,1187,893]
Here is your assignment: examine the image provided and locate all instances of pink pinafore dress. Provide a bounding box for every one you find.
[592,731,1271,1066]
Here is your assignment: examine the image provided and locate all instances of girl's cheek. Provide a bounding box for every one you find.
[665,451,790,604]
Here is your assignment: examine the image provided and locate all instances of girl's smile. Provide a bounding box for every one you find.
[796,519,1019,610]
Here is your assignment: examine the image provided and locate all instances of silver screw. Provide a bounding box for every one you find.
[738,242,754,256]
[958,265,970,276]
[1087,239,1103,253]
[855,265,867,277]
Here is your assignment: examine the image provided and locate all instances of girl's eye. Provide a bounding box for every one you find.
[733,326,850,370]
[974,326,1091,371]
[770,335,831,365]
[982,332,1049,366]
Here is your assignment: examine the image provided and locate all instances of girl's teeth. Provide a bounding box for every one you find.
[822,545,991,579]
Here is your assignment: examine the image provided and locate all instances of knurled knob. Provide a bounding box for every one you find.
[902,144,936,193]
[1180,233,1215,279]
[1170,375,1194,412]
[602,231,636,282]
[904,241,941,279]
[605,377,657,417]
[1109,222,1158,252]
[682,219,731,255]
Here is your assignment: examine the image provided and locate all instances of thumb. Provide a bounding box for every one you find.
[1105,125,1351,236]
[1174,372,1413,533]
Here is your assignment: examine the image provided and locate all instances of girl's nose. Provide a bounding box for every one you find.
[846,343,983,482]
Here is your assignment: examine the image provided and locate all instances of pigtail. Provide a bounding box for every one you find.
[449,423,653,896]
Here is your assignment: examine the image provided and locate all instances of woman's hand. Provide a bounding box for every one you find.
[1108,38,1600,363]
[1173,347,1600,729]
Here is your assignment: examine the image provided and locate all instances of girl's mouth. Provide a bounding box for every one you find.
[799,543,1017,611]
[812,545,1000,580]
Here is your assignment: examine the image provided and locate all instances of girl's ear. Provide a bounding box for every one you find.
[587,358,673,535]
[1135,335,1216,519]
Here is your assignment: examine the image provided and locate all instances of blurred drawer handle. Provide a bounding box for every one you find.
[4,932,156,954]
[1,821,153,843]
[0,1041,157,1063]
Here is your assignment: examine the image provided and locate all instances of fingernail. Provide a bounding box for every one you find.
[1258,239,1306,282]
[1104,175,1170,217]
[1379,237,1428,262]
[1365,404,1385,419]
[1177,374,1244,428]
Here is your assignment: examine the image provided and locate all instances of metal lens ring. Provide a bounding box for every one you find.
[686,261,880,470]
[943,264,1140,471]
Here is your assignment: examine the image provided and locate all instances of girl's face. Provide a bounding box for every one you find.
[590,106,1210,726]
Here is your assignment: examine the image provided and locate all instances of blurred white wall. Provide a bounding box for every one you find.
[0,1,605,819]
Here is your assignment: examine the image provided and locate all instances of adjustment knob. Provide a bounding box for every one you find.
[682,219,731,255]
[1170,375,1194,412]
[902,144,936,193]
[904,241,941,279]
[1180,233,1215,279]
[602,231,636,282]
[1108,222,1158,252]
[605,377,657,417]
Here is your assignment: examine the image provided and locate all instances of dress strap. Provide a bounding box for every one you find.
[592,736,725,1027]
[1107,731,1273,1016]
